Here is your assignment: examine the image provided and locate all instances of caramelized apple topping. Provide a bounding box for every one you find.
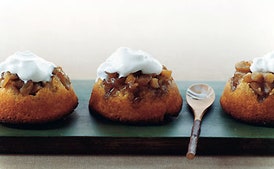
[231,61,274,102]
[0,67,71,96]
[102,66,173,102]
[52,67,71,90]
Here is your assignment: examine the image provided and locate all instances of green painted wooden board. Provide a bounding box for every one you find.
[0,80,274,155]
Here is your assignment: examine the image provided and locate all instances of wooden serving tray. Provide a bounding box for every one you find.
[0,80,274,155]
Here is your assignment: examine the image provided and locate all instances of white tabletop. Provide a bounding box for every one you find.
[1,0,274,168]
[2,155,274,169]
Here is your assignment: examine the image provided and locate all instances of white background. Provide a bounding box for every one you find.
[0,0,274,80]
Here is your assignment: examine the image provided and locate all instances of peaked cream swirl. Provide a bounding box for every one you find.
[250,51,274,73]
[97,47,162,81]
[0,51,56,82]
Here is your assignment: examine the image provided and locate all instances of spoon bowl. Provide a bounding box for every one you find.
[186,83,215,159]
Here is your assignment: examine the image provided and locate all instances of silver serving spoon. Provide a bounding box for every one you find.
[186,83,215,160]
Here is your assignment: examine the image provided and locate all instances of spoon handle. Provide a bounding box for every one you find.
[186,119,201,159]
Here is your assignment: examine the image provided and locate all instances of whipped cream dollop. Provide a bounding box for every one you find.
[250,51,274,73]
[0,51,56,82]
[97,47,163,80]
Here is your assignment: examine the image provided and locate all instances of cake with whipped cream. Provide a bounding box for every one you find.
[89,47,182,124]
[220,51,274,125]
[0,51,78,124]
